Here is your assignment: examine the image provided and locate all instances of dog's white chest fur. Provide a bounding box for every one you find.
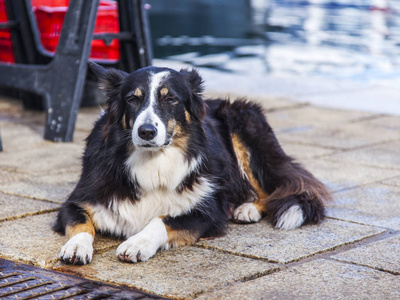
[125,146,200,191]
[90,147,212,238]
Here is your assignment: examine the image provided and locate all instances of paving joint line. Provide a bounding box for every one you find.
[193,243,280,264]
[317,138,400,158]
[329,257,400,276]
[0,190,63,204]
[264,102,310,113]
[347,113,388,124]
[0,207,60,223]
[191,267,281,299]
[326,216,399,231]
[331,174,400,195]
[280,136,400,156]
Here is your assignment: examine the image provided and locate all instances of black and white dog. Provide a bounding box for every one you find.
[54,62,331,265]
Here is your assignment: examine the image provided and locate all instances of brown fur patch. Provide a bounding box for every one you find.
[168,120,188,149]
[231,134,268,213]
[165,225,198,248]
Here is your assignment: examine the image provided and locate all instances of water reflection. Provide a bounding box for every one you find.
[261,0,400,79]
[151,0,400,81]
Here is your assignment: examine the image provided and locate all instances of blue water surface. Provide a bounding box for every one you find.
[263,0,400,81]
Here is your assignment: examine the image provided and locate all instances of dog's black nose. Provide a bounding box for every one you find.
[138,124,158,141]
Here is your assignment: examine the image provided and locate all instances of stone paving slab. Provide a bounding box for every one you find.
[0,212,120,268]
[267,105,376,131]
[196,219,385,264]
[0,192,59,222]
[279,141,337,160]
[332,234,400,275]
[296,85,400,116]
[0,143,83,175]
[55,246,277,299]
[0,170,78,203]
[248,96,306,112]
[302,158,399,192]
[75,107,102,132]
[361,114,400,130]
[381,176,400,187]
[0,122,45,150]
[277,121,400,150]
[204,91,307,112]
[0,98,43,125]
[322,140,400,170]
[0,100,95,147]
[328,185,400,230]
[198,259,400,300]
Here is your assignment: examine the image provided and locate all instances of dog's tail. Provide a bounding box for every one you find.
[218,99,332,229]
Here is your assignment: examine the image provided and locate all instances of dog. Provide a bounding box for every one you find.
[54,62,331,265]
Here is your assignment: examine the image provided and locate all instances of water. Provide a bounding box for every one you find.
[262,0,400,81]
[155,0,400,81]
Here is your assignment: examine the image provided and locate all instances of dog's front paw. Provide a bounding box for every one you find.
[233,202,262,223]
[116,235,159,263]
[59,232,94,265]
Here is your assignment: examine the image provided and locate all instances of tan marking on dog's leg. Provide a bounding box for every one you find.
[60,214,95,265]
[65,221,95,239]
[232,134,269,216]
[165,225,198,248]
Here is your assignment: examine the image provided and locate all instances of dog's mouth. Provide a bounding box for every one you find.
[136,139,172,150]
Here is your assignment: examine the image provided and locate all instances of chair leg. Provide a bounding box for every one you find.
[43,0,99,142]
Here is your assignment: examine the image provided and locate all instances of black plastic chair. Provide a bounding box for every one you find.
[0,0,152,144]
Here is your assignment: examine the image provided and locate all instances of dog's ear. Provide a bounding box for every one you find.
[89,61,128,105]
[89,62,128,140]
[180,68,206,121]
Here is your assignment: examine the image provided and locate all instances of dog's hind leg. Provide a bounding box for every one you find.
[54,203,95,265]
[223,99,331,229]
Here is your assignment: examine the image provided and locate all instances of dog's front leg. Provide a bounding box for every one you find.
[117,213,209,263]
[59,218,95,265]
[117,217,169,263]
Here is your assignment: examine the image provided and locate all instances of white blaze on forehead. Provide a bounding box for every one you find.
[132,71,170,147]
[149,71,170,106]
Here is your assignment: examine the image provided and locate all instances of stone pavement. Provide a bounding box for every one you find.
[0,89,399,299]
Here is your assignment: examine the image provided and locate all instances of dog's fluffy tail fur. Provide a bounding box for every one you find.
[218,99,331,229]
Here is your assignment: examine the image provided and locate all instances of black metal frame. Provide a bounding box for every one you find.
[0,0,152,145]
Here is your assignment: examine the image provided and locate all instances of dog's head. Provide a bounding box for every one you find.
[90,62,205,150]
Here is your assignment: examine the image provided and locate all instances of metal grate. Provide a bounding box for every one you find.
[0,259,164,300]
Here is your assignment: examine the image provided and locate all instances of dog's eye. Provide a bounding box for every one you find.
[163,96,177,103]
[126,96,140,104]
